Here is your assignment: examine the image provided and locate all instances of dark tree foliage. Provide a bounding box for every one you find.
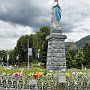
[66,48,85,69]
[33,26,50,65]
[11,26,50,66]
[83,43,90,66]
[0,50,7,63]
[15,35,34,65]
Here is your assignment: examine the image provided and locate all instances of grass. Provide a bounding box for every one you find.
[66,69,90,77]
[0,66,90,76]
[67,68,90,73]
[0,66,45,76]
[0,66,5,74]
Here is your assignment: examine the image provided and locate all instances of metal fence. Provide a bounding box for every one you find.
[0,73,90,90]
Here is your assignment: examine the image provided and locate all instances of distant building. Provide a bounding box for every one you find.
[65,42,77,50]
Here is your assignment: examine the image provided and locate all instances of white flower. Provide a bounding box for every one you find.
[79,72,83,75]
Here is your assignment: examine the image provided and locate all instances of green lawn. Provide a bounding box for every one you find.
[0,66,90,77]
[0,66,45,76]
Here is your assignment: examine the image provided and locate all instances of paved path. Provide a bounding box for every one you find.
[0,87,36,90]
[0,87,6,90]
[0,87,29,90]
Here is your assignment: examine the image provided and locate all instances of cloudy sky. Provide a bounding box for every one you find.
[0,0,90,50]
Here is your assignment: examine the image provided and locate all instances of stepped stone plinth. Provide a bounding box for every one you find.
[46,29,67,70]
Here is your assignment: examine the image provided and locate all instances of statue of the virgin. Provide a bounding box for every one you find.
[51,0,62,30]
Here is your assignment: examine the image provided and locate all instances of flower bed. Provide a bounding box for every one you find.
[0,67,90,90]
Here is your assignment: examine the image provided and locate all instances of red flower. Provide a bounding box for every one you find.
[32,72,43,79]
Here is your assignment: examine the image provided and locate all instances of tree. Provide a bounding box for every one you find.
[74,49,85,68]
[0,50,7,63]
[2,26,50,66]
[8,49,15,65]
[66,48,77,68]
[36,26,50,64]
[16,35,34,65]
[66,48,85,69]
[66,49,73,68]
[83,43,90,66]
[33,26,50,65]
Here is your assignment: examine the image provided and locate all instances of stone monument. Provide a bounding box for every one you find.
[46,0,67,71]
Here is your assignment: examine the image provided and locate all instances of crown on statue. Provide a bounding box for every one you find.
[54,0,58,2]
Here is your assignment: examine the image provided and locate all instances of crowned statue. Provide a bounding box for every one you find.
[51,0,62,30]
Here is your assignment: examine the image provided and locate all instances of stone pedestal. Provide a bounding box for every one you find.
[46,29,67,70]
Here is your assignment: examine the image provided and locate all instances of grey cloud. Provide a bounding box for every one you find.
[0,0,90,33]
[61,0,90,33]
[0,20,33,38]
[0,0,90,50]
[60,22,76,33]
[0,30,20,38]
[0,0,50,28]
[0,38,17,50]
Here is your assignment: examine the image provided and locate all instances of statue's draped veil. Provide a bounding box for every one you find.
[51,0,62,30]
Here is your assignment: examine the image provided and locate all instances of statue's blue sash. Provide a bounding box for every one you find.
[54,5,61,21]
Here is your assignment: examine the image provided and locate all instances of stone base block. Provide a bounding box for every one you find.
[46,29,67,70]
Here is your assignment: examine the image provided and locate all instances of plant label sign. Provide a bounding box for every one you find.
[58,73,66,83]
